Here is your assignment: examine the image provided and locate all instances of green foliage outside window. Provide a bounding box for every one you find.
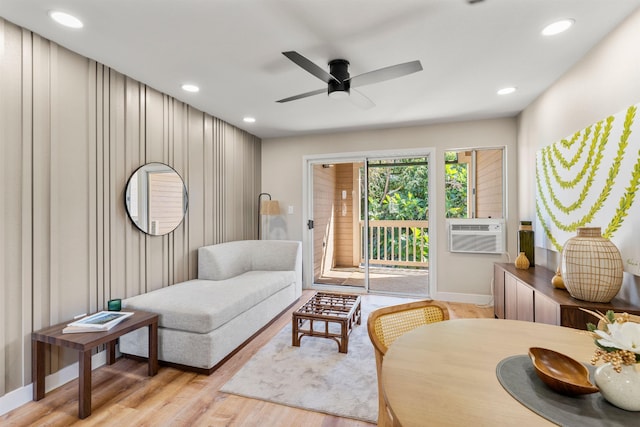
[359,154,470,265]
[445,160,468,218]
[364,160,430,264]
[365,160,429,220]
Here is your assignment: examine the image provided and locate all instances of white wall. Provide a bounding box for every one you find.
[518,8,640,303]
[263,118,518,302]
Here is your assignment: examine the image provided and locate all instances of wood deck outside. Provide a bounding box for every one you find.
[316,266,429,295]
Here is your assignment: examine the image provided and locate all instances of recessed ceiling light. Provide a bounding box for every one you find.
[542,19,574,36]
[243,117,256,123]
[49,11,84,29]
[497,87,516,95]
[181,84,200,93]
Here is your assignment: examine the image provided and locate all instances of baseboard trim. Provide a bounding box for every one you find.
[0,385,32,417]
[0,350,107,416]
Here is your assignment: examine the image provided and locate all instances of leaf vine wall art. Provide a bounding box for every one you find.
[535,103,640,276]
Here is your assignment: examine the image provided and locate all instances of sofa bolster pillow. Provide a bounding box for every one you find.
[122,271,295,334]
[198,242,252,280]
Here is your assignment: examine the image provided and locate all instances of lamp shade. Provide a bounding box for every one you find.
[260,200,280,215]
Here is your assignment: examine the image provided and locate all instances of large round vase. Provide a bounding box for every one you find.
[594,363,640,411]
[561,227,623,303]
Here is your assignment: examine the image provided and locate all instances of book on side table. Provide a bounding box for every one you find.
[62,311,134,334]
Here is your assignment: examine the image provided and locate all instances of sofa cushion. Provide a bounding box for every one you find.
[122,270,295,334]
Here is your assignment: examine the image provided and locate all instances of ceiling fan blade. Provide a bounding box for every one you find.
[282,51,340,84]
[276,88,326,103]
[350,89,375,110]
[349,60,423,88]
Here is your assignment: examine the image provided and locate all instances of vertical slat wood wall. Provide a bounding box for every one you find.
[334,164,355,267]
[476,149,503,219]
[0,19,261,397]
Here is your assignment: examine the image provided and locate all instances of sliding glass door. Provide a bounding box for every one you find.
[311,161,365,288]
[363,157,430,295]
[307,151,431,297]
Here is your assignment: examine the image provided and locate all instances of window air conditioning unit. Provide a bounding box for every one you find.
[447,218,506,254]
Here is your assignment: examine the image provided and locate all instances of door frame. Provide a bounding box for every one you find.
[302,147,437,296]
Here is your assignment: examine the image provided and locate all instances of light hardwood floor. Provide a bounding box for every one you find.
[2,291,493,426]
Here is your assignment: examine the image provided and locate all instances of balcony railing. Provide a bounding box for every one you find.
[360,220,429,268]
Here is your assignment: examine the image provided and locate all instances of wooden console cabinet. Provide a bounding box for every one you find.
[494,263,640,329]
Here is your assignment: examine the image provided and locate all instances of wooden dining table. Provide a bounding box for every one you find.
[381,318,595,426]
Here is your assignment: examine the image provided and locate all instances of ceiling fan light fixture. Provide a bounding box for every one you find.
[328,59,351,99]
[542,19,574,36]
[329,89,350,99]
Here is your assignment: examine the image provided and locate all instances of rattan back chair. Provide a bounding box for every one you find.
[367,300,449,426]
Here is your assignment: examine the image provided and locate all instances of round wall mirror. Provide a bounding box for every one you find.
[125,163,188,236]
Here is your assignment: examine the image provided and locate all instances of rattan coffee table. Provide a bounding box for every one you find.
[292,292,361,353]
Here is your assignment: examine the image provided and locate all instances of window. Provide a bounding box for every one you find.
[445,148,504,218]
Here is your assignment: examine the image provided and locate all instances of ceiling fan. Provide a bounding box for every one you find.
[276,51,423,109]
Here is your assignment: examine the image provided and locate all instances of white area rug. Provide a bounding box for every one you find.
[220,295,411,423]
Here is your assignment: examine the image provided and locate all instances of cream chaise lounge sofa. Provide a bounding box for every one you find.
[119,239,302,373]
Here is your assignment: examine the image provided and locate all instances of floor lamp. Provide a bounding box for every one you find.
[257,192,280,239]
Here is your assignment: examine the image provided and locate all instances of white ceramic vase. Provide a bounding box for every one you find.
[594,363,640,411]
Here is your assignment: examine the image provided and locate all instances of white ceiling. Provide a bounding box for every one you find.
[1,0,639,139]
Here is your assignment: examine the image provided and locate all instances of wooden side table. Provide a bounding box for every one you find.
[32,310,159,419]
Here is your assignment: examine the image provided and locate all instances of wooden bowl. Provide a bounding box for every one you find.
[528,347,599,396]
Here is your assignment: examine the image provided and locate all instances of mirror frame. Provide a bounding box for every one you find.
[124,162,188,236]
